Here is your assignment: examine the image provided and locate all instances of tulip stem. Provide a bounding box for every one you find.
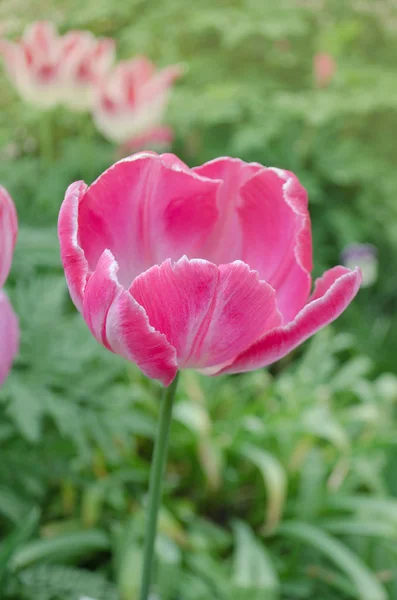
[139,372,180,600]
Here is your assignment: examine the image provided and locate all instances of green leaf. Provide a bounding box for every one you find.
[328,496,397,524]
[18,564,119,600]
[321,518,397,539]
[10,529,110,570]
[232,521,279,600]
[0,507,40,585]
[277,521,387,600]
[0,486,33,523]
[239,444,287,533]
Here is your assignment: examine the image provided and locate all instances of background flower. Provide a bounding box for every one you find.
[341,243,378,288]
[0,21,114,110]
[0,21,63,108]
[93,57,183,145]
[58,31,115,111]
[313,52,336,88]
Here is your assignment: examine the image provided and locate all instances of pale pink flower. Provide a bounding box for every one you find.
[58,153,361,386]
[0,186,19,385]
[0,22,62,108]
[0,21,114,110]
[313,52,336,88]
[93,57,182,144]
[58,31,115,111]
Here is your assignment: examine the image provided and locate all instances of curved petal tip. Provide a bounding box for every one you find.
[58,180,89,312]
[219,266,362,375]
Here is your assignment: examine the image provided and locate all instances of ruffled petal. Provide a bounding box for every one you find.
[0,185,18,288]
[238,167,312,321]
[310,265,352,301]
[130,257,282,370]
[219,267,361,375]
[58,180,89,312]
[83,249,177,385]
[77,152,221,286]
[0,291,19,386]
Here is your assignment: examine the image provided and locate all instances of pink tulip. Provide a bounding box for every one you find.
[58,153,361,386]
[58,31,115,111]
[0,186,19,385]
[313,52,336,88]
[0,22,62,108]
[0,22,114,110]
[93,57,183,144]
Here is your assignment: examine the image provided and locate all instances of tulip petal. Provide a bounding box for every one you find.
[219,266,361,375]
[23,21,57,59]
[238,168,312,321]
[130,257,282,370]
[58,180,89,312]
[0,186,18,289]
[193,160,312,320]
[77,153,220,286]
[144,64,183,98]
[0,291,19,386]
[192,157,262,264]
[83,249,177,385]
[126,56,156,89]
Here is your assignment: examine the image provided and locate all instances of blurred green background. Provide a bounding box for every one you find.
[1,1,397,599]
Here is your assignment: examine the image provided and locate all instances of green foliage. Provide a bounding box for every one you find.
[17,564,119,600]
[0,0,396,599]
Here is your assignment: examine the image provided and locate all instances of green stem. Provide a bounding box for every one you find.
[40,110,54,164]
[139,372,180,600]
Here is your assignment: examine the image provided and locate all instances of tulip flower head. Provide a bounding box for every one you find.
[0,186,19,384]
[58,153,361,386]
[0,21,114,111]
[93,57,183,145]
[59,31,115,111]
[313,52,336,88]
[0,22,63,108]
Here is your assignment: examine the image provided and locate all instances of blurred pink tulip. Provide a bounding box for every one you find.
[93,57,183,144]
[0,186,19,385]
[59,31,115,111]
[313,52,336,88]
[58,153,361,386]
[0,22,62,108]
[0,21,114,110]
